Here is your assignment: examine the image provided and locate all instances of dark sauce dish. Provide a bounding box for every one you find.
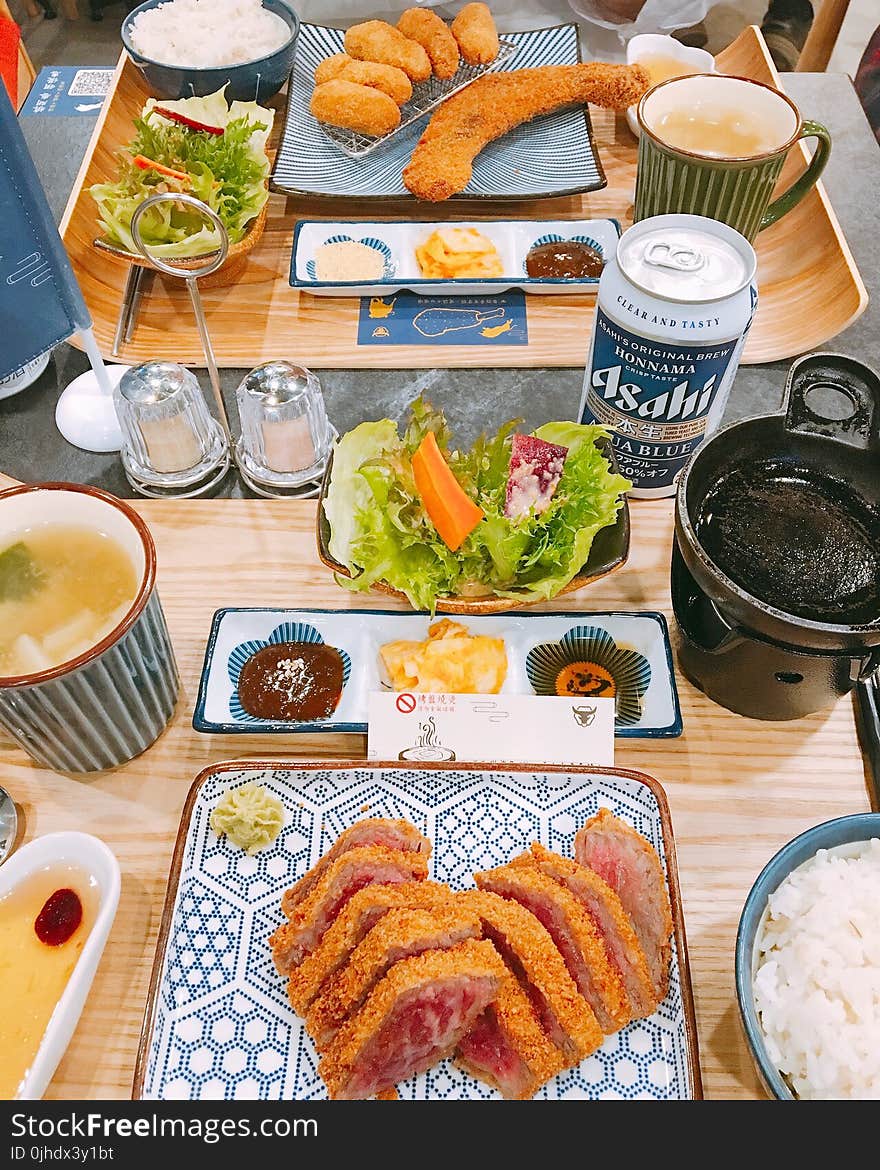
[237,641,345,722]
[525,239,604,280]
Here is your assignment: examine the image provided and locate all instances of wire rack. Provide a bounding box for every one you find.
[320,39,517,159]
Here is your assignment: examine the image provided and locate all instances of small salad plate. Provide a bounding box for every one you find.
[134,760,701,1100]
[193,607,682,738]
[290,218,619,297]
[1,832,120,1099]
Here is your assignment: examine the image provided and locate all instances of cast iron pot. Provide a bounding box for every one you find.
[673,352,880,720]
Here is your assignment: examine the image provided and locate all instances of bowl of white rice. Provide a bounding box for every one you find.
[122,0,299,102]
[736,813,880,1100]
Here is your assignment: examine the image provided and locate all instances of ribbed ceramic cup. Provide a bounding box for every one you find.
[634,74,831,242]
[0,483,179,772]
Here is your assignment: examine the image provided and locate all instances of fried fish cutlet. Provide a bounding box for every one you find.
[403,62,651,201]
[310,79,402,137]
[318,939,504,1099]
[344,20,432,83]
[451,2,499,65]
[397,8,460,80]
[314,54,413,105]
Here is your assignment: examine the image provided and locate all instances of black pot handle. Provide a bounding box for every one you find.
[783,352,880,450]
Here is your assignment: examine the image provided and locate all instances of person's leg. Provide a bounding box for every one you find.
[854,24,880,144]
[761,0,815,71]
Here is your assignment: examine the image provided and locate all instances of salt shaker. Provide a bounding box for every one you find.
[114,361,231,497]
[234,361,336,497]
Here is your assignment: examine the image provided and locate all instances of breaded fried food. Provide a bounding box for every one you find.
[344,20,432,83]
[314,52,352,85]
[403,62,651,201]
[397,8,460,80]
[310,79,402,137]
[315,53,413,105]
[451,2,499,65]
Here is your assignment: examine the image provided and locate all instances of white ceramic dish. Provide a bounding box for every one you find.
[625,34,716,138]
[289,218,620,297]
[193,607,682,738]
[1,831,120,1099]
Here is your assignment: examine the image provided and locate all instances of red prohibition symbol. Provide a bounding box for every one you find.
[396,692,416,714]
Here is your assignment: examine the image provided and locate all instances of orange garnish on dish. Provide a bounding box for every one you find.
[411,431,484,552]
[555,661,616,698]
[131,155,191,184]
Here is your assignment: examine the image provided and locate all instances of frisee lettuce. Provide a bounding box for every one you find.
[90,87,273,258]
[322,397,630,611]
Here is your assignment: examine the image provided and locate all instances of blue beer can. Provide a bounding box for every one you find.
[578,213,757,497]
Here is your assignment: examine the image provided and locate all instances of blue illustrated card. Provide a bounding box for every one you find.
[20,66,113,117]
[357,291,528,346]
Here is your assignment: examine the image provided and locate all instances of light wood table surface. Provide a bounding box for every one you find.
[1,493,871,1100]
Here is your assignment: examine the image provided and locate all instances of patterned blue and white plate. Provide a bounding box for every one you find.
[135,761,701,1100]
[271,22,606,200]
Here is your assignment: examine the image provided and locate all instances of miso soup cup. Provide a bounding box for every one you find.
[0,483,179,772]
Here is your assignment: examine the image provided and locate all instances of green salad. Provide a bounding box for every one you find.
[323,397,631,611]
[90,88,273,258]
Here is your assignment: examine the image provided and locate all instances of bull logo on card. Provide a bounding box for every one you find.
[571,704,598,728]
[399,715,455,762]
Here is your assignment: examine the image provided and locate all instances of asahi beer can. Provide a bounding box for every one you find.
[578,213,758,498]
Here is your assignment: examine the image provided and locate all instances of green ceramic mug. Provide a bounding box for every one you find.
[633,74,831,242]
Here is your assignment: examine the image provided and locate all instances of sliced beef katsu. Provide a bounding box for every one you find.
[475,864,630,1033]
[514,843,658,1019]
[575,809,673,998]
[283,881,452,1011]
[456,973,565,1099]
[270,846,429,970]
[281,818,431,918]
[458,889,601,1065]
[307,904,482,1050]
[318,939,505,1099]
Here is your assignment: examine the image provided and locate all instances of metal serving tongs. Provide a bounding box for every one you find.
[128,192,232,442]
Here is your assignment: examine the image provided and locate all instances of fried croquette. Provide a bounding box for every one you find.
[310,79,402,137]
[344,19,432,83]
[397,8,460,80]
[314,53,413,105]
[403,62,651,201]
[451,2,499,65]
[314,52,352,86]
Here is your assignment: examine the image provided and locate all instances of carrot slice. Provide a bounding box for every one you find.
[132,155,191,184]
[412,432,484,552]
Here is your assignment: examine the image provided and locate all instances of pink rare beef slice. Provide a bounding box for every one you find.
[504,434,568,520]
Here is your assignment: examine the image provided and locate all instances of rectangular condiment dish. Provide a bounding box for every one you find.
[290,218,620,297]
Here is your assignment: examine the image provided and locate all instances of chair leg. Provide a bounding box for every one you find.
[796,0,852,71]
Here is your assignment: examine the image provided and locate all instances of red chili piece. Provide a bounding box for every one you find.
[34,888,83,946]
[152,106,225,135]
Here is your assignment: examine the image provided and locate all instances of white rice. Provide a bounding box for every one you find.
[753,837,880,1099]
[129,0,291,68]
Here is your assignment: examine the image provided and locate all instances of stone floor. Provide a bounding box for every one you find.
[8,0,877,76]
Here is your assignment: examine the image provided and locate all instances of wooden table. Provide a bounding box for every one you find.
[1,492,871,1100]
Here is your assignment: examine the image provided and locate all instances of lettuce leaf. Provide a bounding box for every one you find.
[90,87,272,258]
[322,398,630,611]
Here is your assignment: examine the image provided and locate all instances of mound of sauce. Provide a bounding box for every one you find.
[238,642,345,722]
[525,240,604,280]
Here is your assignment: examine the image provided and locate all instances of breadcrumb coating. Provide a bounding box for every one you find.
[345,20,432,82]
[397,8,460,79]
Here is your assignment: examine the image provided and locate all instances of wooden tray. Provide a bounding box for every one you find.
[59,27,866,370]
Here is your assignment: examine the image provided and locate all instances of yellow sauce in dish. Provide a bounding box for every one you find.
[0,864,97,1099]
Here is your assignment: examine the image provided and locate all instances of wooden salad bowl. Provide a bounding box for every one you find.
[315,448,631,616]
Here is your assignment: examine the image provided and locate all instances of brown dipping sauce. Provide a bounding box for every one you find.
[238,642,344,722]
[525,240,604,280]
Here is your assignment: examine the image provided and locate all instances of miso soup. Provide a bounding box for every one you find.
[0,524,138,677]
